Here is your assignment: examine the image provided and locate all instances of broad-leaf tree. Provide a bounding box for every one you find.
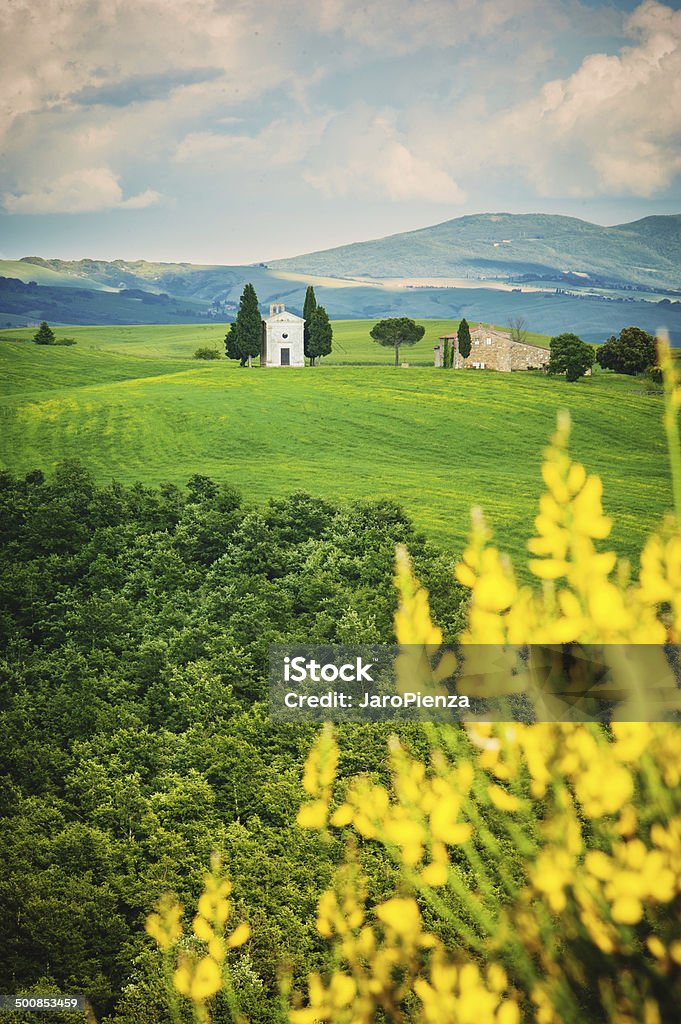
[33,321,55,345]
[308,306,333,365]
[548,332,595,382]
[370,317,425,366]
[457,319,471,361]
[303,285,317,363]
[596,326,656,376]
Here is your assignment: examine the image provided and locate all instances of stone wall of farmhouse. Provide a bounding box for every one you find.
[459,326,550,372]
[508,339,551,370]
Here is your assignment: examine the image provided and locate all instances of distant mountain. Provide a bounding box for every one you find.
[271,213,681,292]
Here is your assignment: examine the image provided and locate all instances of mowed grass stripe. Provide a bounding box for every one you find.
[0,341,190,395]
[0,337,669,564]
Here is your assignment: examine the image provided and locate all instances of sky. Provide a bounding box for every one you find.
[0,0,680,265]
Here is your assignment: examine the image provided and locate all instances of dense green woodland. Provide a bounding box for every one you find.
[0,464,466,1023]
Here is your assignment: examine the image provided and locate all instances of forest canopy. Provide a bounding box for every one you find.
[0,464,465,1023]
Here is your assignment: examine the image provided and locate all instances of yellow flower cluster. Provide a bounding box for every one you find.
[394,545,443,648]
[145,857,250,1017]
[415,957,520,1024]
[296,722,339,830]
[295,709,681,1019]
[293,366,681,1022]
[639,519,681,640]
[290,884,430,1019]
[291,863,437,1024]
[475,719,681,1015]
[455,410,677,645]
[298,729,474,888]
[144,892,183,950]
[291,848,522,1024]
[585,833,679,925]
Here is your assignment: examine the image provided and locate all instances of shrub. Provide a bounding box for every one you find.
[54,337,76,346]
[194,347,222,360]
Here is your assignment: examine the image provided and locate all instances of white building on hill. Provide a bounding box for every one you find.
[261,303,305,367]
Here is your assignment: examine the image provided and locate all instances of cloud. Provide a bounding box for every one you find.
[0,0,293,146]
[0,0,325,216]
[303,108,466,203]
[69,68,225,108]
[175,104,466,204]
[2,168,162,214]
[174,115,332,169]
[314,0,539,54]
[1,0,678,263]
[482,0,681,196]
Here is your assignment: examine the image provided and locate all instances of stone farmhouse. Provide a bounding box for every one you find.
[261,303,305,367]
[434,323,550,372]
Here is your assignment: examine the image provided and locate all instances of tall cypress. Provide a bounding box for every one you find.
[303,285,317,364]
[458,318,472,361]
[308,305,333,364]
[224,322,240,361]
[234,283,262,368]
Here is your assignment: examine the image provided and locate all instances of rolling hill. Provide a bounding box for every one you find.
[0,276,209,327]
[271,213,681,291]
[0,334,670,563]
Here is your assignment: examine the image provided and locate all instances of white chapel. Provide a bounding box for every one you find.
[261,303,305,367]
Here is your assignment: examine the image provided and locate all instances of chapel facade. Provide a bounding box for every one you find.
[261,303,305,367]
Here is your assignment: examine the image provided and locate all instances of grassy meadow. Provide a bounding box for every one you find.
[0,321,670,562]
[0,318,550,362]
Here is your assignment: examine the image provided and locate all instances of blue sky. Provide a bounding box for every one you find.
[1,0,680,264]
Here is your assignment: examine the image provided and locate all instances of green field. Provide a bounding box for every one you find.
[0,319,550,363]
[0,323,670,563]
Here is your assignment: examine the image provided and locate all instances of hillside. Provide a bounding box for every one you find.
[271,213,681,291]
[0,333,670,562]
[2,273,680,344]
[0,276,209,327]
[12,214,681,296]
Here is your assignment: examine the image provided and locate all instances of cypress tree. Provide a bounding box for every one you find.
[308,306,333,365]
[224,322,240,362]
[234,283,262,368]
[442,338,450,369]
[33,321,55,345]
[458,318,471,361]
[303,285,317,364]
